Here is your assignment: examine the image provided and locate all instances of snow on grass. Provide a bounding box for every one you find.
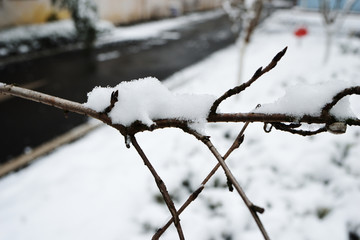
[84,77,216,129]
[1,9,360,240]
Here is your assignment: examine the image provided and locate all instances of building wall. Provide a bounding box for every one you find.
[0,0,52,27]
[0,0,223,29]
[93,0,223,24]
[297,0,360,12]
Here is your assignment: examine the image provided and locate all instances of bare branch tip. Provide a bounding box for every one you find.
[104,90,119,114]
[111,90,119,103]
[273,46,288,62]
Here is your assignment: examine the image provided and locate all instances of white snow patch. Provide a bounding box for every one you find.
[255,80,359,119]
[84,77,216,129]
[0,82,5,87]
[0,20,76,43]
[96,9,223,46]
[0,10,222,57]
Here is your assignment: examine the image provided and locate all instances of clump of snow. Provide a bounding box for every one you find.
[0,82,5,87]
[84,77,216,128]
[255,80,358,119]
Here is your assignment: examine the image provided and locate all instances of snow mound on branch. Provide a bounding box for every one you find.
[255,80,358,119]
[84,77,216,128]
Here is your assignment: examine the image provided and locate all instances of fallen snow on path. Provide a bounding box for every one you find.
[96,9,224,46]
[1,9,360,240]
[0,9,223,57]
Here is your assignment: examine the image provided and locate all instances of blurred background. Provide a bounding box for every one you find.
[1,1,360,240]
[1,0,360,173]
[0,0,240,164]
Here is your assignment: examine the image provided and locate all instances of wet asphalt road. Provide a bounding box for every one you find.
[0,12,236,163]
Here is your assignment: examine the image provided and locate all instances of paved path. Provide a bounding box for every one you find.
[0,12,236,163]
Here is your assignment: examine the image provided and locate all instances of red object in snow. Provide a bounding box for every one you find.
[294,27,308,37]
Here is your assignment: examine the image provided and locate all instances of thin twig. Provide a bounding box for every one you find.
[223,121,249,191]
[153,185,204,239]
[193,132,270,240]
[104,90,118,114]
[321,86,360,118]
[206,112,360,126]
[130,135,185,240]
[205,122,250,185]
[271,122,327,136]
[153,122,250,238]
[209,46,287,115]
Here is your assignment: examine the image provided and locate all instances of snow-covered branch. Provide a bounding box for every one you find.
[2,82,359,138]
[1,47,360,137]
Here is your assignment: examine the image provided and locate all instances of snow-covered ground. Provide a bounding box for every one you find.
[1,9,360,240]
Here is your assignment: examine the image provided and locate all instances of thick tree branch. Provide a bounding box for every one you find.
[0,83,112,125]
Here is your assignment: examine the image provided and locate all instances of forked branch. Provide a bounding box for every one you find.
[192,130,270,240]
[153,122,250,238]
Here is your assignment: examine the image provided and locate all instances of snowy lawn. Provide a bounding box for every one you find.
[1,9,360,240]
